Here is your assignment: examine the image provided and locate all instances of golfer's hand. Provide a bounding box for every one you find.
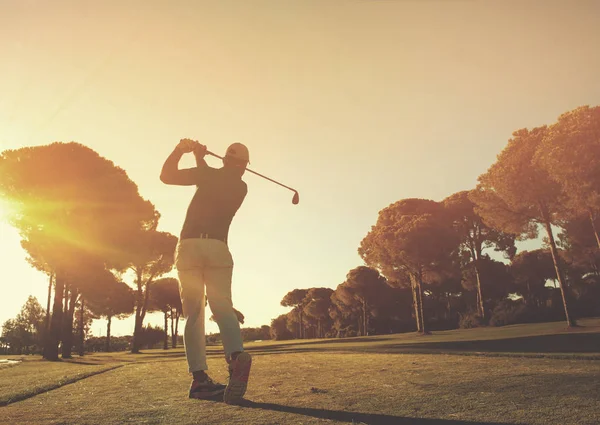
[193,142,208,158]
[176,138,197,153]
[233,308,245,324]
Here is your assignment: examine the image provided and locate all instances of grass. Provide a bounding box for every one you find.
[3,352,600,424]
[237,317,600,359]
[1,318,599,424]
[0,356,120,406]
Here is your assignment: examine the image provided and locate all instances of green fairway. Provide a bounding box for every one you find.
[239,317,600,359]
[2,320,600,424]
[0,357,120,407]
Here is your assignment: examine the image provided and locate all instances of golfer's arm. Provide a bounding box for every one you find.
[193,150,208,169]
[159,148,198,186]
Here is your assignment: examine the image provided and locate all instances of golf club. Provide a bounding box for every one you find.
[206,150,299,205]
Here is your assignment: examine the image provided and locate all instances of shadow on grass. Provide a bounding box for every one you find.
[390,333,600,354]
[243,332,600,356]
[240,400,515,425]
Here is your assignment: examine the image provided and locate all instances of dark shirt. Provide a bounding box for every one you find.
[160,149,247,243]
[180,166,247,242]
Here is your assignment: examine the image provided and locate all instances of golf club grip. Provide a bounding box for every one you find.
[206,151,297,194]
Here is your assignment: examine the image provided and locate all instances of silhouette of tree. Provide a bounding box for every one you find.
[281,289,309,339]
[128,230,177,353]
[150,277,182,350]
[343,267,388,336]
[359,199,460,334]
[510,249,559,308]
[303,287,334,338]
[1,296,45,354]
[85,270,135,352]
[329,285,360,337]
[470,127,576,327]
[0,142,156,360]
[270,314,294,340]
[537,105,600,249]
[444,190,516,320]
[462,258,514,310]
[557,213,600,275]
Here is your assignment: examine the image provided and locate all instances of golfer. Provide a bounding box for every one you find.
[160,138,252,403]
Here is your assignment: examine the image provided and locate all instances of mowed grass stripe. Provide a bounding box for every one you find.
[0,363,123,407]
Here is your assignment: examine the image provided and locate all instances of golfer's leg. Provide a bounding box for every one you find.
[205,263,243,359]
[177,267,208,373]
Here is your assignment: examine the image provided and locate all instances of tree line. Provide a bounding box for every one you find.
[272,105,600,339]
[2,105,600,354]
[0,143,185,358]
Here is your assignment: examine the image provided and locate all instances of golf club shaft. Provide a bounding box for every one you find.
[206,151,297,194]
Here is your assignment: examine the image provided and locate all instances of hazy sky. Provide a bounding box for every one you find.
[1,0,599,337]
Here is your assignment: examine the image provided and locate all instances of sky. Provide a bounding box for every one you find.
[1,0,600,337]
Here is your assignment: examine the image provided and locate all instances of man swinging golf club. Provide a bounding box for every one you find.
[160,138,252,403]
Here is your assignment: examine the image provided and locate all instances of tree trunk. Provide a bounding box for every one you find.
[417,274,429,335]
[363,299,368,337]
[105,315,112,352]
[61,288,78,359]
[45,273,54,331]
[471,249,486,321]
[131,310,143,353]
[299,309,303,339]
[589,209,600,250]
[44,271,64,360]
[358,315,363,336]
[78,297,85,356]
[541,206,576,327]
[410,275,422,333]
[163,311,169,350]
[170,309,175,348]
[131,274,144,353]
[174,311,180,348]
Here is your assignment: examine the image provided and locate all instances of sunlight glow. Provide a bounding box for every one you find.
[0,196,16,221]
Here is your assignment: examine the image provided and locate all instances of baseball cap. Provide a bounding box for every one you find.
[225,142,250,163]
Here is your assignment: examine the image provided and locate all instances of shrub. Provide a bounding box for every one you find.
[489,299,529,327]
[458,311,484,329]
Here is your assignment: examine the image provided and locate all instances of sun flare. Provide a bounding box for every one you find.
[0,196,16,221]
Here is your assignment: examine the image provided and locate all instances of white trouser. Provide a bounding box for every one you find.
[174,238,244,373]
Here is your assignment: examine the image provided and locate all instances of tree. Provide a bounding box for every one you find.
[150,277,182,350]
[128,229,178,353]
[537,105,600,249]
[359,199,460,334]
[303,287,334,338]
[510,249,559,308]
[556,214,600,272]
[280,289,309,339]
[85,270,135,352]
[0,142,156,360]
[270,314,294,340]
[56,257,112,358]
[344,267,388,336]
[443,190,516,320]
[240,326,271,342]
[462,258,514,308]
[1,296,45,354]
[137,325,165,349]
[470,126,576,327]
[73,301,96,356]
[329,285,361,337]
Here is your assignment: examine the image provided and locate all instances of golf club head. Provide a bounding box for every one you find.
[292,191,299,205]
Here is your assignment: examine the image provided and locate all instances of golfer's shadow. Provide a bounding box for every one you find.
[239,400,514,425]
